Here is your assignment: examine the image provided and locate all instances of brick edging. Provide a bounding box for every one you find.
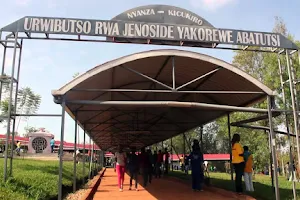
[81,168,106,200]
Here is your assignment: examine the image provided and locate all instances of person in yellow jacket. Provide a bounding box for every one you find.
[231,134,244,194]
[16,140,21,156]
[243,146,254,191]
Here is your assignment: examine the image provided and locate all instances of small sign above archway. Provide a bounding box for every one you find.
[108,5,216,47]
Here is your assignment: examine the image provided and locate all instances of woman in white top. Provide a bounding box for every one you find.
[115,145,127,191]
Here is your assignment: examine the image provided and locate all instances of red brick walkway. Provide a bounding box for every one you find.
[93,168,244,200]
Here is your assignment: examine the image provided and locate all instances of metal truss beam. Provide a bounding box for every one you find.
[176,67,221,90]
[120,65,173,90]
[232,124,299,138]
[70,88,264,94]
[230,112,281,126]
[66,100,269,113]
[3,33,293,53]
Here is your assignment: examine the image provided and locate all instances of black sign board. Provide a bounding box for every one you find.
[0,5,298,50]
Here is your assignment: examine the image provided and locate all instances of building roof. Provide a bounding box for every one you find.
[0,134,100,150]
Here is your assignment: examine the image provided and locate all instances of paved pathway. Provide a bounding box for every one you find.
[93,168,246,200]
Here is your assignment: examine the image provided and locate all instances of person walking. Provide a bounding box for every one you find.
[188,139,204,191]
[184,155,189,175]
[16,141,21,156]
[164,148,169,174]
[139,148,150,187]
[115,146,127,192]
[156,150,163,178]
[147,149,153,184]
[50,137,55,153]
[231,133,245,194]
[88,150,91,162]
[243,146,254,192]
[288,161,297,182]
[153,150,158,175]
[128,147,139,191]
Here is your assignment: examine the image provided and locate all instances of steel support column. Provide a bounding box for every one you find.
[200,126,203,149]
[0,40,7,102]
[172,56,175,90]
[99,150,101,170]
[267,130,274,189]
[58,99,66,200]
[171,137,173,171]
[227,113,234,183]
[290,58,299,114]
[89,139,93,179]
[83,127,86,185]
[267,96,280,200]
[10,39,23,176]
[183,133,186,156]
[278,54,296,199]
[286,50,300,175]
[92,142,95,176]
[3,32,18,182]
[73,113,78,193]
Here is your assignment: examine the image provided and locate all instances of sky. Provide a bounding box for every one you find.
[0,0,299,144]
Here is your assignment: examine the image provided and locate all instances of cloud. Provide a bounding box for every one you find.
[26,56,55,71]
[46,0,58,8]
[14,0,32,6]
[0,48,46,72]
[189,0,237,11]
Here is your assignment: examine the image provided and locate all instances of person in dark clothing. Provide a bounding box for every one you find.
[140,148,150,187]
[188,139,204,191]
[57,148,60,158]
[231,133,245,194]
[147,149,154,184]
[156,150,163,178]
[128,147,139,191]
[164,148,169,174]
[184,154,189,175]
[153,151,158,175]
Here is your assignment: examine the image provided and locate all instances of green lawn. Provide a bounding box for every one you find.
[0,158,91,200]
[168,170,300,200]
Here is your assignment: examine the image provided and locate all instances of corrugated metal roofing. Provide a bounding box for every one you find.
[52,49,274,151]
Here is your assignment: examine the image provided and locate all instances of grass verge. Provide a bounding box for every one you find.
[168,170,300,200]
[0,158,92,200]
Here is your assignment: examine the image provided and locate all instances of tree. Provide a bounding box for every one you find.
[16,87,42,132]
[150,16,299,173]
[202,122,221,153]
[215,16,300,171]
[73,72,80,79]
[23,126,40,137]
[0,83,41,133]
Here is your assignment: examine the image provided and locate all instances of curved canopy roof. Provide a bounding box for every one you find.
[52,49,274,151]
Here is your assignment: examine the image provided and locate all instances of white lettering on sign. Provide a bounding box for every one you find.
[168,10,203,26]
[122,23,174,39]
[24,18,91,34]
[22,17,282,48]
[176,26,234,43]
[236,31,280,47]
[95,22,120,35]
[127,9,155,19]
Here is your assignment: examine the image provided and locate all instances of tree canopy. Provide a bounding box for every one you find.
[153,16,300,172]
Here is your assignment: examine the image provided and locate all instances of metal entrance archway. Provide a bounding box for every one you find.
[1,4,300,200]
